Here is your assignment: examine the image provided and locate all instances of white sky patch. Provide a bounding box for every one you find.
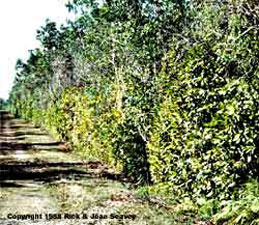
[0,0,75,100]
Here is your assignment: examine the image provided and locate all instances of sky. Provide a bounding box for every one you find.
[0,0,75,100]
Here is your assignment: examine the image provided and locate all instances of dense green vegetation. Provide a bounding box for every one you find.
[8,0,259,223]
[0,98,7,110]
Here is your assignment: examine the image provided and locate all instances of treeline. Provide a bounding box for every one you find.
[8,0,259,223]
[0,98,7,110]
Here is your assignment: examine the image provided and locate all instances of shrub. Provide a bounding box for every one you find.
[148,2,259,200]
[215,179,259,225]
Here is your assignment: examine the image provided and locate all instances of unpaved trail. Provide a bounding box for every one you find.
[0,111,194,225]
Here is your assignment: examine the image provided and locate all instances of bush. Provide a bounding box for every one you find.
[148,2,259,200]
[215,179,259,225]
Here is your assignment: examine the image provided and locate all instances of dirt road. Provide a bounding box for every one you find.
[0,111,194,225]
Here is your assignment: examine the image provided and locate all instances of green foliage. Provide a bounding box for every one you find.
[198,198,220,221]
[7,0,259,213]
[148,0,259,200]
[0,98,7,110]
[215,179,259,225]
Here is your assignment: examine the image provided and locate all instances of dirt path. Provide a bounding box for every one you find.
[0,111,194,225]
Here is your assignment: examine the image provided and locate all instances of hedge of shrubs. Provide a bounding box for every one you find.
[8,0,259,210]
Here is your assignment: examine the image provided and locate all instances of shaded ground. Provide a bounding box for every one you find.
[0,111,195,225]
